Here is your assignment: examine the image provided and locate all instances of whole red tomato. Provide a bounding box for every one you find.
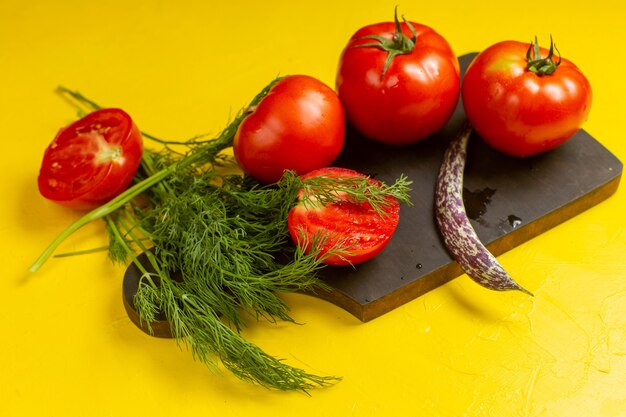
[336,9,460,145]
[461,37,592,157]
[287,167,400,266]
[233,75,345,184]
[38,108,143,210]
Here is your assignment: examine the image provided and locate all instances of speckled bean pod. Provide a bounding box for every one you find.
[435,122,533,295]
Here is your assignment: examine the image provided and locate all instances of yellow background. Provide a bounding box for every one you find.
[2,0,625,416]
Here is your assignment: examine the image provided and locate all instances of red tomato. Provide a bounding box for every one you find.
[461,38,592,157]
[287,167,400,266]
[38,108,143,210]
[233,75,345,184]
[336,10,460,145]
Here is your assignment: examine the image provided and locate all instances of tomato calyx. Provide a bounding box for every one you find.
[353,7,417,79]
[526,35,561,75]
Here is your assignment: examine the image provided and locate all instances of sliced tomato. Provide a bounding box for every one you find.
[38,108,143,210]
[287,167,400,266]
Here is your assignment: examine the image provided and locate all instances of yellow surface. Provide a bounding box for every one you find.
[2,0,626,415]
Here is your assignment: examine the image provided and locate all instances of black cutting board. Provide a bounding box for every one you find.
[311,53,622,321]
[123,54,622,335]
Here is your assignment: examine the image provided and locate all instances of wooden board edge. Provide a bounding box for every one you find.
[304,171,622,322]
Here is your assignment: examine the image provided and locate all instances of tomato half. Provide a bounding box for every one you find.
[287,167,400,266]
[38,108,143,210]
[233,75,345,184]
[461,38,592,157]
[336,10,460,145]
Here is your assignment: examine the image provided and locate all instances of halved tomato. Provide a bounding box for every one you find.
[287,167,400,266]
[37,108,143,210]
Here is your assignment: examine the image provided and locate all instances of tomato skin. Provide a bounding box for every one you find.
[38,108,143,210]
[336,21,460,145]
[461,40,592,157]
[287,167,400,266]
[233,75,345,184]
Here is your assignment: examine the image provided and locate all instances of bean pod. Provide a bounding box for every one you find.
[435,122,532,295]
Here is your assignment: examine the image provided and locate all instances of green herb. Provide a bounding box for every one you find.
[30,82,412,392]
[298,173,412,216]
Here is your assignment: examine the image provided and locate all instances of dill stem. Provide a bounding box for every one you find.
[104,215,148,276]
[29,169,169,273]
[29,137,227,273]
[57,85,102,112]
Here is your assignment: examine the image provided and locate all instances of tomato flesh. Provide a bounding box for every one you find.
[288,167,400,266]
[38,108,143,209]
[461,40,592,157]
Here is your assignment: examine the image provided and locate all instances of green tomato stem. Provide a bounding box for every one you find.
[353,6,417,79]
[526,35,561,75]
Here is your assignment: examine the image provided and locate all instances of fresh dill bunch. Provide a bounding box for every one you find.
[123,166,412,391]
[31,79,413,393]
[106,169,345,391]
[139,170,316,327]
